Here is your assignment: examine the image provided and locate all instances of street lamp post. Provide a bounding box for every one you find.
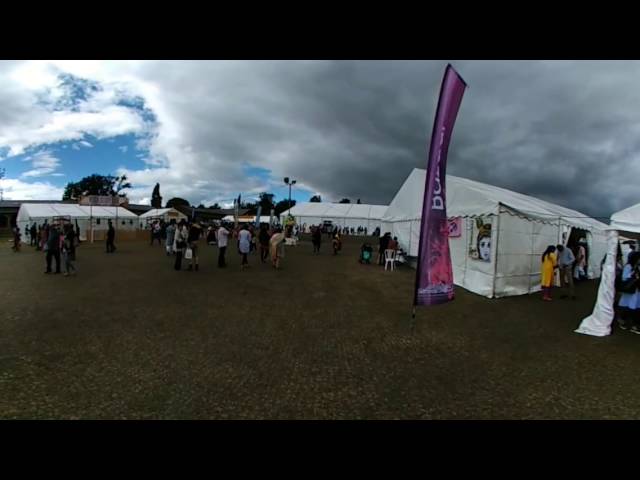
[284,177,296,217]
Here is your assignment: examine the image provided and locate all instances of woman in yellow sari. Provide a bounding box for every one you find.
[541,245,558,301]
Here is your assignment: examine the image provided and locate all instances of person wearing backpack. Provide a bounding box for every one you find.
[617,251,640,334]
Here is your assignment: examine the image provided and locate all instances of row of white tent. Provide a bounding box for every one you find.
[282,203,388,231]
[16,204,188,239]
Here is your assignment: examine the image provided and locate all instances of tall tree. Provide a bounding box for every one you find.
[114,175,131,196]
[197,204,205,209]
[166,197,191,209]
[258,192,275,212]
[309,195,322,203]
[208,203,221,209]
[339,198,351,204]
[62,174,129,200]
[275,199,296,216]
[151,183,162,208]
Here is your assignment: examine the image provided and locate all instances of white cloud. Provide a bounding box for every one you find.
[0,177,64,200]
[72,140,94,150]
[119,145,128,153]
[21,150,61,178]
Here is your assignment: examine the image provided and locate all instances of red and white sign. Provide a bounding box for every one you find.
[448,217,462,237]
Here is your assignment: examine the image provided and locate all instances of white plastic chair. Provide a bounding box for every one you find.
[384,249,396,271]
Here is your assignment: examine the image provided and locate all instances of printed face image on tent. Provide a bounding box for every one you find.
[382,168,609,298]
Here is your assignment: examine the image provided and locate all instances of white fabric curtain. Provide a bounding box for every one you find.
[575,230,618,337]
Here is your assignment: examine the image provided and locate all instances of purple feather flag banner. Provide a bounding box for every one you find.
[414,64,467,307]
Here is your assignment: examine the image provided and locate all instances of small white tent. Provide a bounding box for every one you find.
[17,203,138,241]
[284,202,387,232]
[139,208,188,227]
[382,168,609,298]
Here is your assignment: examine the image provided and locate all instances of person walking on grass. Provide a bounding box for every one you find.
[165,219,176,256]
[217,224,230,268]
[238,224,251,270]
[45,224,62,274]
[270,227,285,269]
[173,220,189,271]
[540,245,558,301]
[259,224,270,263]
[106,220,116,253]
[62,224,77,276]
[556,244,576,299]
[311,225,322,254]
[30,222,37,247]
[187,221,202,271]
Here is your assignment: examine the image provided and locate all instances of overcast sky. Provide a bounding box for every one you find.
[0,60,638,216]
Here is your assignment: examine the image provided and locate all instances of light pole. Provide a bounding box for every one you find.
[0,167,5,201]
[284,177,296,217]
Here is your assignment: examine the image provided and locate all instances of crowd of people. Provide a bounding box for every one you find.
[149,219,288,271]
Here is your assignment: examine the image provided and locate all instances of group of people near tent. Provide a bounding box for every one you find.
[611,243,640,334]
[156,219,288,271]
[14,221,80,276]
[540,242,589,301]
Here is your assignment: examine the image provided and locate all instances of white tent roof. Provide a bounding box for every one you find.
[139,208,187,219]
[285,202,387,220]
[382,168,608,231]
[610,203,640,234]
[17,203,137,222]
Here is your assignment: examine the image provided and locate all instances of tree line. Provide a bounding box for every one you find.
[63,174,362,215]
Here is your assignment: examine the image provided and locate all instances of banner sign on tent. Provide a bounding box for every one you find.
[414,64,467,307]
[448,217,462,238]
[79,195,126,207]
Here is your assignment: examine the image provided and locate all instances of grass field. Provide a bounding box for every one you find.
[1,235,639,419]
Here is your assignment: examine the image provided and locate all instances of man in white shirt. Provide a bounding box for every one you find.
[216,225,230,268]
[556,244,576,299]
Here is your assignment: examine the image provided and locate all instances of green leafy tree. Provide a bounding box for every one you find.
[208,203,221,209]
[166,197,191,209]
[309,195,321,202]
[339,198,351,204]
[275,199,296,216]
[258,192,275,212]
[62,174,130,200]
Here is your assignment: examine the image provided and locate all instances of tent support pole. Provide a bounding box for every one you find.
[410,305,416,335]
[492,209,502,298]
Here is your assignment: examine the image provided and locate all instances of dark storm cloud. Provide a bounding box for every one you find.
[227,59,638,217]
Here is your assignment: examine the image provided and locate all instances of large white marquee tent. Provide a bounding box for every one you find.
[284,202,387,232]
[17,203,138,240]
[381,168,609,298]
